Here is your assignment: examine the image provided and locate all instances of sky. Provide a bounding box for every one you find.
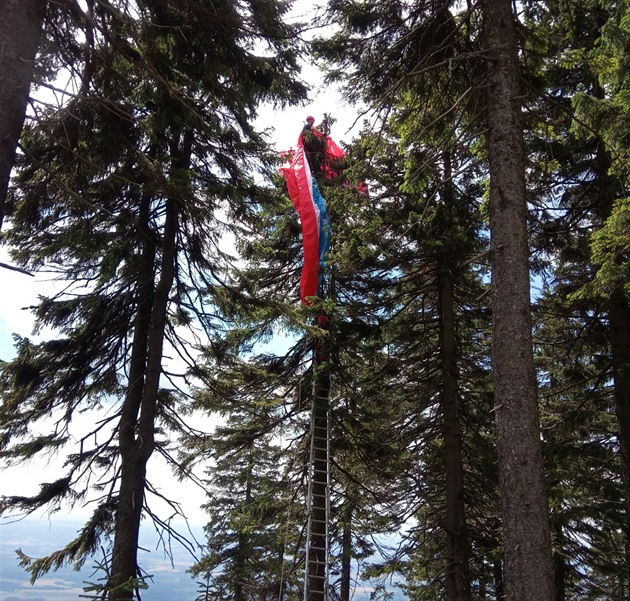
[0,3,368,600]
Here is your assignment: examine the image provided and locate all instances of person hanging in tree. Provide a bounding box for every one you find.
[301,115,326,174]
[302,115,317,132]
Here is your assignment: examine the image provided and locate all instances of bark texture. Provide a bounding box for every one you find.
[0,0,45,230]
[482,0,554,599]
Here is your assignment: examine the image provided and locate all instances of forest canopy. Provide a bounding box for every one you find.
[1,1,630,601]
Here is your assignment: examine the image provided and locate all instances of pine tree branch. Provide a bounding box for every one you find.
[0,261,33,276]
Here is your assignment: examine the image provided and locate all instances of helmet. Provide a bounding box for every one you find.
[306,115,315,123]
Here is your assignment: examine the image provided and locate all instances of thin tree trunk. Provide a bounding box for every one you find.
[0,0,45,230]
[552,523,566,601]
[234,451,254,601]
[481,1,554,599]
[494,560,504,601]
[109,195,178,600]
[107,191,155,598]
[439,153,471,601]
[339,497,353,601]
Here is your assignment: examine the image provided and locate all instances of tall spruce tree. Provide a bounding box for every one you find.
[188,407,302,601]
[481,0,554,597]
[517,0,630,595]
[208,7,500,597]
[183,114,419,598]
[0,1,306,598]
[315,0,558,598]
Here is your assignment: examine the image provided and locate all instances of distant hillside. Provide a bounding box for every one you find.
[0,518,405,601]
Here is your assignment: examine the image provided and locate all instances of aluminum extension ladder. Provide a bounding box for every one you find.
[303,390,331,601]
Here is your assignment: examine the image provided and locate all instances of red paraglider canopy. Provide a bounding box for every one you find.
[279,126,346,303]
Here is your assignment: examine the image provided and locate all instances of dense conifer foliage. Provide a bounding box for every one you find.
[2,1,630,600]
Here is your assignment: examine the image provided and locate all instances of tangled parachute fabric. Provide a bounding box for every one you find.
[280,128,345,304]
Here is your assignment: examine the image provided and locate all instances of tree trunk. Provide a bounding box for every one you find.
[481,1,554,599]
[0,0,45,230]
[494,560,505,601]
[107,190,155,599]
[109,195,178,600]
[234,451,254,601]
[339,497,353,601]
[438,153,471,601]
[552,523,566,601]
[108,131,191,600]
